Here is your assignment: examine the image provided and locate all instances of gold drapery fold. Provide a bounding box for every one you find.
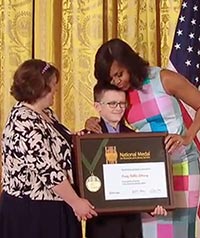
[117,0,158,65]
[0,0,33,133]
[34,0,62,117]
[160,0,182,66]
[61,0,103,130]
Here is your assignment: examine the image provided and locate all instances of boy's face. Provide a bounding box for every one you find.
[94,90,126,125]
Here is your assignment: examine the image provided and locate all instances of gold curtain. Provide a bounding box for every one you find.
[0,0,182,134]
[0,0,181,191]
[2,1,200,238]
[0,0,182,217]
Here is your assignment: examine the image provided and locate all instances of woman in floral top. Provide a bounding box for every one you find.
[0,59,97,238]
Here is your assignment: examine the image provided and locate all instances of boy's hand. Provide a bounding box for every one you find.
[150,205,167,216]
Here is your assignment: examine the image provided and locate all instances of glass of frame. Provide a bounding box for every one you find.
[73,132,174,214]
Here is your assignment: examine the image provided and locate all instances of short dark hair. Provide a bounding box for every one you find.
[10,59,59,103]
[94,38,149,89]
[93,82,126,102]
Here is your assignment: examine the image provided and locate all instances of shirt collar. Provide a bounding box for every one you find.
[104,120,120,133]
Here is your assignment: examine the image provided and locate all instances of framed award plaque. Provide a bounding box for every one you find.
[73,132,175,214]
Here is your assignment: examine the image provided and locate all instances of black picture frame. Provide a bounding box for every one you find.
[73,132,174,214]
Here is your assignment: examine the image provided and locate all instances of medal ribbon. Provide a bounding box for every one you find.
[81,138,109,173]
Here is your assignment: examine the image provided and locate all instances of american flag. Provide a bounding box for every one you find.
[168,0,200,218]
[169,0,200,86]
[168,0,200,147]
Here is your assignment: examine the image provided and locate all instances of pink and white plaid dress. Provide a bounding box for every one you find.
[125,66,200,238]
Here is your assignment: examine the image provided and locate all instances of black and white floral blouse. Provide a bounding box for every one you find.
[2,102,73,201]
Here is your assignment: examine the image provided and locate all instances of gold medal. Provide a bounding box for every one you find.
[82,139,109,193]
[85,174,101,192]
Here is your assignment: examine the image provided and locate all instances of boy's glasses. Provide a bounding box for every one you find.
[99,101,127,109]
